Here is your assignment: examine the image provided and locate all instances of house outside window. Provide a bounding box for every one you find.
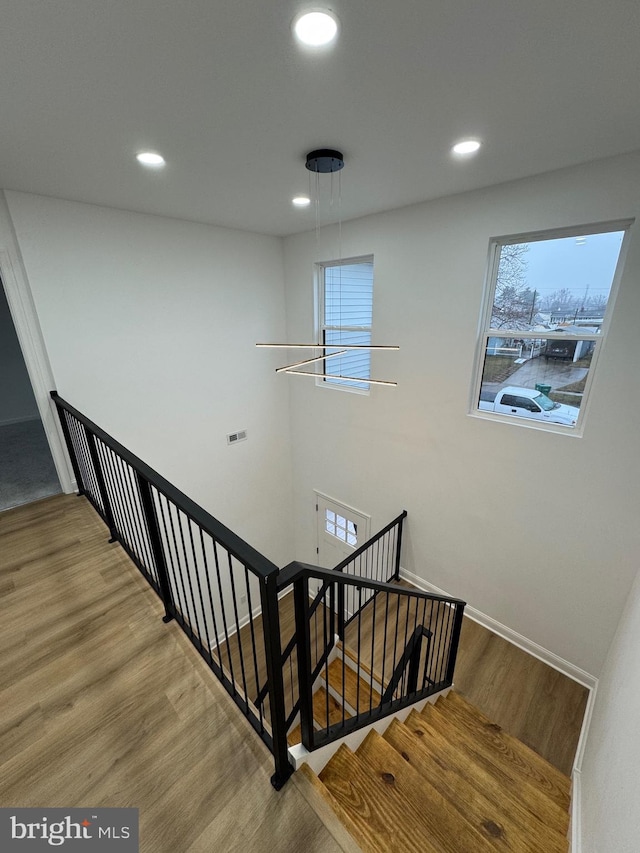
[317,256,374,392]
[472,223,630,433]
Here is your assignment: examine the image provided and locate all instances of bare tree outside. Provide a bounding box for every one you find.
[491,243,536,329]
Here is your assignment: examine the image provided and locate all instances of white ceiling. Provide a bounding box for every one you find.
[1,0,639,237]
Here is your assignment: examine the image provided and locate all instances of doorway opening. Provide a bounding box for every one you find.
[0,276,61,511]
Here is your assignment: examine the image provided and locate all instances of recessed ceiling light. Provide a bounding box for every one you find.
[293,11,339,46]
[452,139,481,156]
[292,196,311,207]
[136,151,166,168]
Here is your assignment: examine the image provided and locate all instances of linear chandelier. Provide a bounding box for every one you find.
[258,149,399,387]
[256,343,399,387]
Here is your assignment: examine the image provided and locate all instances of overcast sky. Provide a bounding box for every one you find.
[516,230,625,299]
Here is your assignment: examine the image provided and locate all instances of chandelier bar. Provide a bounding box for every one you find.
[275,350,348,373]
[256,344,400,350]
[284,369,397,387]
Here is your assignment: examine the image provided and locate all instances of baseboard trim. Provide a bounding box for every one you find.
[568,678,598,851]
[0,414,40,427]
[570,767,581,852]
[399,567,598,690]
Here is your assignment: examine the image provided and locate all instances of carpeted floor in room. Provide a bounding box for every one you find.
[0,418,61,512]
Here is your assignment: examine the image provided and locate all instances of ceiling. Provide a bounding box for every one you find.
[1,0,639,237]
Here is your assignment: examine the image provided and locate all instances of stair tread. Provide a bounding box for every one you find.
[356,729,497,852]
[338,640,383,688]
[325,658,382,713]
[296,764,365,853]
[386,715,568,853]
[415,704,569,836]
[319,743,440,853]
[288,687,351,746]
[438,691,570,810]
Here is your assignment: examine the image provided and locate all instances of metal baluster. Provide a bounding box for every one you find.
[434,600,446,686]
[129,463,158,577]
[136,473,175,623]
[244,567,263,726]
[200,529,223,673]
[369,592,377,712]
[394,515,404,581]
[188,518,214,664]
[262,571,293,790]
[356,586,362,718]
[445,603,464,687]
[211,541,235,688]
[228,552,249,702]
[391,594,400,700]
[380,591,390,702]
[292,574,314,752]
[176,509,204,647]
[114,454,147,567]
[100,447,128,549]
[90,436,119,542]
[165,498,195,638]
[55,406,85,496]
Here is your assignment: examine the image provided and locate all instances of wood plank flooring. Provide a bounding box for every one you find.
[453,614,588,775]
[0,492,588,852]
[0,495,346,853]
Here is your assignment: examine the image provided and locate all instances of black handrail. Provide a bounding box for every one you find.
[51,391,466,786]
[277,561,465,606]
[380,624,432,703]
[255,511,409,719]
[51,391,292,789]
[332,510,407,575]
[279,560,466,753]
[51,393,280,579]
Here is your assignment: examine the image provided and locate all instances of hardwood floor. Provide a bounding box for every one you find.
[0,495,345,853]
[453,616,588,776]
[0,492,587,852]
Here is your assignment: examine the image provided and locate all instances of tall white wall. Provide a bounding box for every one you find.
[283,151,640,677]
[4,191,294,567]
[0,282,39,424]
[580,563,640,851]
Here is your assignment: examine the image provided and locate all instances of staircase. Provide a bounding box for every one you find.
[300,689,571,853]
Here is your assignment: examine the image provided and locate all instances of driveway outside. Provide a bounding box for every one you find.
[481,356,588,398]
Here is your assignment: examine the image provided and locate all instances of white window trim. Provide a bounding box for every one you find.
[470,219,634,437]
[315,254,374,396]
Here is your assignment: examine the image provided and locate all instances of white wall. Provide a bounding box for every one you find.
[580,563,640,851]
[0,282,39,424]
[4,191,294,568]
[283,151,640,678]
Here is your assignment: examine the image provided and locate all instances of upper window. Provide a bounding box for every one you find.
[325,508,358,547]
[317,257,373,391]
[473,224,630,432]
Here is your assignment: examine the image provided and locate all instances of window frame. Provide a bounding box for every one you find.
[315,254,374,395]
[471,219,633,436]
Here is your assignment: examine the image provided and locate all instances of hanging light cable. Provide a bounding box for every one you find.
[257,148,399,386]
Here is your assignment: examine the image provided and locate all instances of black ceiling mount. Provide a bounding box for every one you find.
[305,149,345,173]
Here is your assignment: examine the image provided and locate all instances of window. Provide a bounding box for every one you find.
[473,223,630,432]
[318,257,373,391]
[325,508,358,547]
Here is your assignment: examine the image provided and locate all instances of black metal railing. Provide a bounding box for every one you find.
[52,391,466,785]
[256,511,408,730]
[276,561,465,752]
[52,392,293,789]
